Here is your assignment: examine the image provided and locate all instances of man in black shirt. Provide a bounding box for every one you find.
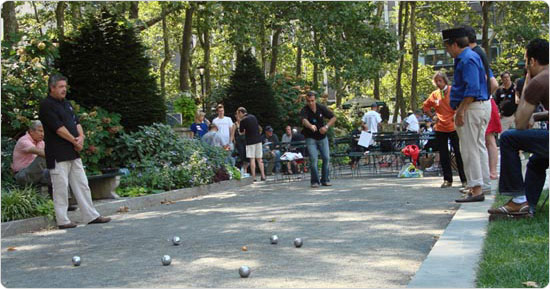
[300,91,337,188]
[237,107,266,182]
[495,71,517,131]
[39,75,111,229]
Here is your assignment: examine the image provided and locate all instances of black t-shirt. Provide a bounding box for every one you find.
[472,45,492,96]
[300,103,334,140]
[39,96,80,169]
[239,114,263,145]
[495,84,517,116]
[263,133,280,150]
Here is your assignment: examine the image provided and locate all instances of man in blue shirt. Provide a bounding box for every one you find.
[442,27,492,203]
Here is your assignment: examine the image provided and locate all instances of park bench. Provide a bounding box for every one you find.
[87,170,123,199]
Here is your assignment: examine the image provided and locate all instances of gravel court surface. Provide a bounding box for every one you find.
[1,176,462,288]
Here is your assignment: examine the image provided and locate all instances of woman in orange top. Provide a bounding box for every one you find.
[423,72,467,188]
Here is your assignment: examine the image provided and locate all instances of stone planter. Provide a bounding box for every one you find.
[173,127,194,139]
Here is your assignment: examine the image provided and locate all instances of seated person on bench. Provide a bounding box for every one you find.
[11,120,50,188]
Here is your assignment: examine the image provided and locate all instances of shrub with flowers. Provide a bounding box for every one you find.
[72,103,124,175]
[1,34,58,137]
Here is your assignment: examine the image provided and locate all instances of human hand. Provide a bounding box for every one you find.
[74,143,83,152]
[309,124,317,132]
[319,126,328,135]
[76,135,84,146]
[432,115,439,123]
[455,112,464,127]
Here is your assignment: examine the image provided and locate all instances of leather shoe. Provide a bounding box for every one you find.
[455,194,485,203]
[321,182,332,187]
[440,181,452,188]
[58,222,77,229]
[88,216,111,224]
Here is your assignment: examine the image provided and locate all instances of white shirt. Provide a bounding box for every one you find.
[212,116,233,145]
[405,114,419,132]
[362,110,382,133]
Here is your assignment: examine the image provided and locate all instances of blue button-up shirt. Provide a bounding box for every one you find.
[450,47,489,109]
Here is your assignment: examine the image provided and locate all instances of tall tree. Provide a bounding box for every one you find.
[394,1,409,122]
[2,1,18,40]
[179,4,194,92]
[129,2,139,19]
[160,4,170,100]
[269,25,283,78]
[55,2,66,40]
[409,1,419,112]
[223,49,280,130]
[481,1,492,61]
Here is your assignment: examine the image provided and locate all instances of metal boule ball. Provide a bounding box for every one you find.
[172,236,181,246]
[161,255,172,266]
[294,238,303,248]
[270,235,279,244]
[72,256,81,266]
[239,265,251,278]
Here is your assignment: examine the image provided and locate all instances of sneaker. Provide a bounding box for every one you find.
[88,216,111,224]
[321,182,332,187]
[311,183,319,188]
[58,222,77,229]
[488,199,530,215]
[425,165,438,172]
[440,181,452,188]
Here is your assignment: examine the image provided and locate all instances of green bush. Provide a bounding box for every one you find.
[173,92,198,127]
[57,9,165,131]
[1,137,17,190]
[1,186,50,222]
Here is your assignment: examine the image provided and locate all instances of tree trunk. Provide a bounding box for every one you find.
[160,6,170,101]
[269,25,283,78]
[2,1,18,41]
[296,45,302,78]
[335,71,344,107]
[481,1,491,62]
[31,2,43,37]
[137,6,182,31]
[374,76,380,100]
[70,2,81,27]
[260,19,267,75]
[129,2,139,19]
[55,2,66,41]
[409,2,418,112]
[393,1,409,123]
[179,5,194,92]
[373,1,384,100]
[312,30,320,90]
[203,15,211,97]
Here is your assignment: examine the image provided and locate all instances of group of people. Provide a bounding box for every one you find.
[190,91,336,188]
[9,27,547,232]
[433,27,547,217]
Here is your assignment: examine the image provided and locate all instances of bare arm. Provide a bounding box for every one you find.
[489,77,499,95]
[514,98,537,130]
[56,126,81,151]
[22,146,45,158]
[302,118,317,132]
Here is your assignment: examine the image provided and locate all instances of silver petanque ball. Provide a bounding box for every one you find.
[294,238,303,248]
[72,256,81,266]
[172,236,181,246]
[239,266,251,278]
[270,235,279,244]
[161,255,172,266]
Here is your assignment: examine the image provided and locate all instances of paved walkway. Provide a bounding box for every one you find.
[2,176,466,288]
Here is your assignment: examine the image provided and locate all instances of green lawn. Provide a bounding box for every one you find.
[477,190,549,288]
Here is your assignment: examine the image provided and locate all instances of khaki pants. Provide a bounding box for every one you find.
[500,115,515,132]
[49,159,100,226]
[456,101,491,188]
